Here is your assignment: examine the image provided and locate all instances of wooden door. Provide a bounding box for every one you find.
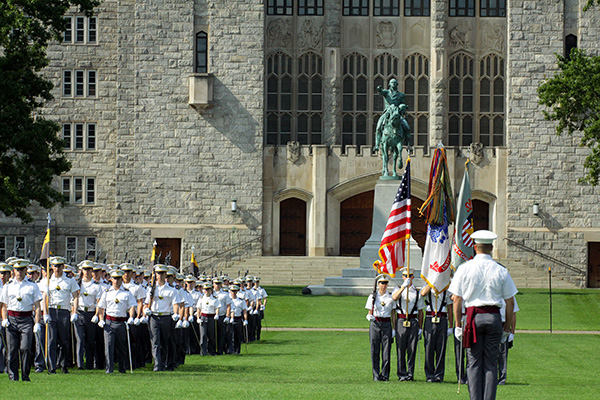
[280,198,306,256]
[155,238,181,268]
[588,242,600,288]
[472,199,489,231]
[340,191,374,256]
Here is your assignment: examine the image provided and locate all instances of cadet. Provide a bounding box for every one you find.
[121,263,145,369]
[255,277,268,340]
[40,256,80,374]
[392,268,425,381]
[498,297,519,385]
[196,282,220,356]
[421,284,453,382]
[0,262,10,374]
[184,275,202,355]
[244,277,257,342]
[74,260,102,370]
[96,269,137,373]
[0,260,43,381]
[366,273,394,381]
[228,284,248,354]
[213,277,231,354]
[449,230,518,400]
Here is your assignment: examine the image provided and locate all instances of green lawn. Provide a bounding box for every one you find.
[0,286,598,399]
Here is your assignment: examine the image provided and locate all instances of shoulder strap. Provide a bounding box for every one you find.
[410,289,420,315]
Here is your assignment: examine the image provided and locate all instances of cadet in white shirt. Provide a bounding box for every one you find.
[366,274,395,381]
[0,260,43,381]
[74,261,102,370]
[40,256,80,374]
[244,277,258,342]
[449,230,518,400]
[196,282,220,356]
[228,284,248,354]
[184,276,202,355]
[213,277,232,355]
[421,284,453,382]
[255,277,267,340]
[96,269,137,373]
[392,268,425,381]
[121,263,145,369]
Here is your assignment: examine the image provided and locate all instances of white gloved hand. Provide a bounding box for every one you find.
[134,318,140,326]
[98,320,105,328]
[447,327,454,337]
[43,314,50,324]
[1,319,10,328]
[224,317,230,324]
[182,320,189,328]
[366,314,375,322]
[188,315,194,323]
[172,313,180,322]
[454,326,463,341]
[91,315,99,324]
[214,314,219,320]
[175,320,183,329]
[144,308,152,316]
[140,316,148,324]
[127,317,135,325]
[260,305,265,311]
[34,323,42,333]
[70,313,79,322]
[501,330,510,343]
[243,320,248,326]
[392,329,396,338]
[401,278,410,288]
[508,333,514,342]
[418,329,423,340]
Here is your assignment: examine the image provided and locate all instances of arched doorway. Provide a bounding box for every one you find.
[472,199,490,231]
[279,198,307,256]
[340,190,374,256]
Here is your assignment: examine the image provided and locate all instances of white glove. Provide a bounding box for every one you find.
[98,320,105,328]
[1,319,10,328]
[175,320,183,329]
[134,318,140,326]
[243,320,248,326]
[401,278,410,288]
[172,313,180,322]
[454,326,463,341]
[392,330,396,338]
[508,333,514,342]
[91,315,99,324]
[127,317,135,325]
[43,314,50,324]
[260,305,265,311]
[418,329,423,340]
[70,313,79,322]
[182,320,189,328]
[447,327,454,337]
[188,315,194,323]
[140,316,148,324]
[366,314,375,322]
[224,317,230,324]
[144,308,152,316]
[34,323,42,333]
[501,330,510,343]
[214,314,219,320]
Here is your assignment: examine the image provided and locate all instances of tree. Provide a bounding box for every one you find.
[538,48,600,186]
[0,0,100,222]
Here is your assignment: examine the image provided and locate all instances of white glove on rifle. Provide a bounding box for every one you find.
[1,319,10,328]
[508,333,514,342]
[454,326,463,341]
[392,330,396,338]
[243,320,248,326]
[366,314,375,322]
[172,313,180,322]
[144,308,152,316]
[34,323,42,333]
[501,330,510,343]
[214,314,219,320]
[418,329,423,340]
[70,313,79,322]
[91,315,99,324]
[98,320,105,328]
[224,317,230,324]
[188,315,194,323]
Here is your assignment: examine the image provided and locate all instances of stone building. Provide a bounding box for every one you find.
[1,1,599,287]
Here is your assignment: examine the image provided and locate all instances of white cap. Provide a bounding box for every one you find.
[376,273,391,283]
[471,230,498,244]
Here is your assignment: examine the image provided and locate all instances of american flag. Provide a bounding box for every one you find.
[376,160,411,278]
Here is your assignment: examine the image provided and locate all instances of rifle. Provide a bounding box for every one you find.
[124,252,129,265]
[157,251,162,265]
[103,254,107,264]
[96,248,102,263]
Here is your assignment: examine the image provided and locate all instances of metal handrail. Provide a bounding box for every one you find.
[504,237,585,276]
[196,237,261,265]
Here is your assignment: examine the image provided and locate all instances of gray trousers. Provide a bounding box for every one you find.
[466,313,502,400]
[74,311,96,369]
[369,319,392,380]
[423,316,448,381]
[47,308,70,371]
[149,315,171,371]
[104,319,128,373]
[34,327,46,371]
[6,315,34,381]
[396,318,418,379]
[498,340,509,384]
[200,317,216,356]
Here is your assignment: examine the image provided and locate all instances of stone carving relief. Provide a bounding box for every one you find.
[349,23,366,48]
[376,21,397,48]
[482,23,505,53]
[449,25,470,49]
[267,19,293,49]
[298,20,323,51]
[287,141,302,164]
[469,142,485,165]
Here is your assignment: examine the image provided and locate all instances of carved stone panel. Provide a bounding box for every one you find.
[376,21,397,49]
[470,142,485,165]
[287,141,302,164]
[267,19,293,49]
[298,20,323,51]
[481,22,505,54]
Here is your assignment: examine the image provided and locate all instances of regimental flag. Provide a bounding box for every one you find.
[451,166,474,270]
[374,159,411,278]
[151,240,158,266]
[40,214,51,262]
[190,248,199,276]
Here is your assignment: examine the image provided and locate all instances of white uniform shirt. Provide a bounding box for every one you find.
[244,288,256,309]
[188,290,202,311]
[123,281,146,302]
[98,286,137,318]
[365,291,395,318]
[41,275,80,309]
[230,296,247,317]
[0,279,43,312]
[197,294,221,315]
[78,279,103,311]
[215,290,232,316]
[145,283,182,313]
[500,297,520,322]
[180,288,194,308]
[394,285,426,315]
[448,254,518,308]
[258,286,268,301]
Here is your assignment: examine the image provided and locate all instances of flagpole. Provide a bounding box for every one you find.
[405,158,411,327]
[43,213,51,373]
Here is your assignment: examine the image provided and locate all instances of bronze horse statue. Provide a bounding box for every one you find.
[373,103,411,178]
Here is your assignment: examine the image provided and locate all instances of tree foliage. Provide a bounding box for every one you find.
[538,48,600,186]
[0,0,99,222]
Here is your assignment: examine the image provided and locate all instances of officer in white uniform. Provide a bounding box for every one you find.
[421,284,453,382]
[196,282,220,356]
[96,269,137,373]
[184,275,202,355]
[120,263,145,369]
[74,260,102,370]
[213,277,232,354]
[228,284,248,354]
[0,260,43,381]
[392,268,425,381]
[449,230,518,400]
[366,273,395,381]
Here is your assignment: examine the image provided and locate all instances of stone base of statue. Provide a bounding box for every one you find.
[307,179,423,295]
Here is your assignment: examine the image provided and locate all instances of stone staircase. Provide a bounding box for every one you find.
[220,256,579,293]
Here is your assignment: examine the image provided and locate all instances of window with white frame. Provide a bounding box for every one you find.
[62,123,97,151]
[0,237,5,261]
[13,236,26,258]
[86,237,97,260]
[66,237,77,263]
[62,70,97,98]
[63,15,98,44]
[61,176,96,205]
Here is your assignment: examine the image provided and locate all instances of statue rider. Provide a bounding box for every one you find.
[374,79,411,151]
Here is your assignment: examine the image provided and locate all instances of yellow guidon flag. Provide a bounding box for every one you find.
[151,240,158,266]
[40,214,51,261]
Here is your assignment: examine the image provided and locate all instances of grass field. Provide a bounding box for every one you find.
[0,286,598,399]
